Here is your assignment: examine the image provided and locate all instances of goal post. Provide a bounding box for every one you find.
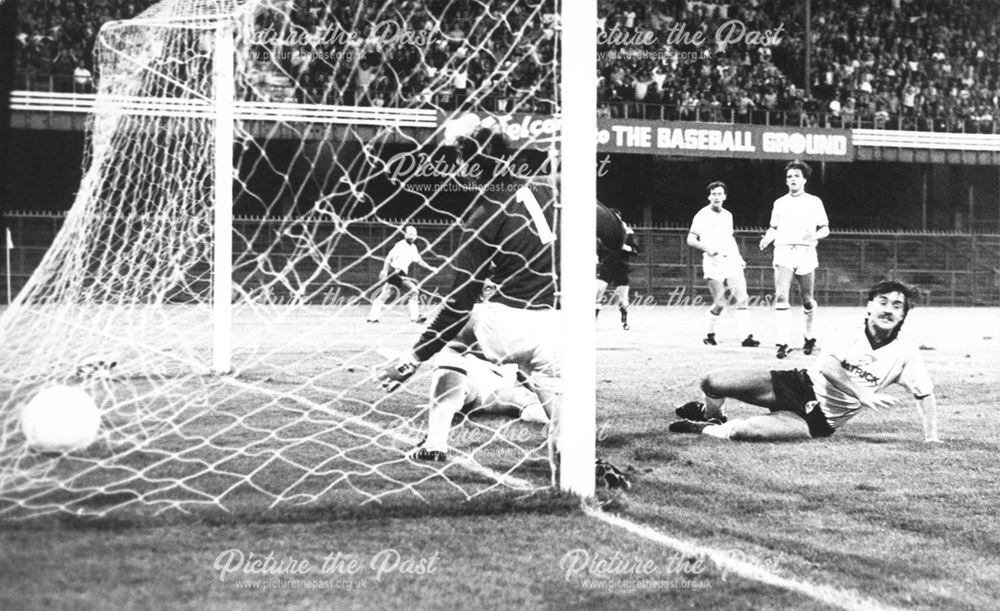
[557,0,597,497]
[212,23,234,375]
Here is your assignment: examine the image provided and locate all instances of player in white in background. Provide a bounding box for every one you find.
[688,181,760,347]
[759,160,830,359]
[669,281,940,443]
[595,208,639,330]
[367,224,438,323]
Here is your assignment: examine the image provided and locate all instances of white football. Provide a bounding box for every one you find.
[20,385,101,453]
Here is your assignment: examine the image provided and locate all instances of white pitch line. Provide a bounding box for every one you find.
[584,506,901,611]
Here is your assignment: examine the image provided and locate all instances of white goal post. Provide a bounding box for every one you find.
[557,0,597,497]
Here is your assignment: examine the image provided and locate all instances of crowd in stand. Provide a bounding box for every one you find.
[12,0,1000,131]
[14,0,558,113]
[597,0,1000,132]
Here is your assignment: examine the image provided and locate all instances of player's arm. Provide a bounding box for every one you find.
[687,230,718,256]
[811,224,830,241]
[759,205,778,250]
[810,199,831,242]
[623,233,640,257]
[914,393,940,442]
[687,215,718,256]
[415,251,438,273]
[816,353,897,411]
[377,238,487,390]
[900,350,939,442]
[411,221,491,363]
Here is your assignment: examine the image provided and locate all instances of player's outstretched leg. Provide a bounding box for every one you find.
[670,368,778,432]
[701,411,812,441]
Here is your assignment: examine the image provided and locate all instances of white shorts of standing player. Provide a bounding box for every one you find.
[772,245,819,275]
[702,253,746,282]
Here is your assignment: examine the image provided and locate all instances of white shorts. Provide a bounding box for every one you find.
[435,350,514,406]
[773,245,819,275]
[468,302,560,380]
[702,254,745,282]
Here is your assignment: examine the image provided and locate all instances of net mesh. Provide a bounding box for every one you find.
[0,0,561,517]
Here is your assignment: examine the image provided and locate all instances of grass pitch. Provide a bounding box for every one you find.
[2,305,998,609]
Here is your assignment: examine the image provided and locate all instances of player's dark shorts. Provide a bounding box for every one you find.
[385,271,415,290]
[769,369,835,438]
[597,266,629,287]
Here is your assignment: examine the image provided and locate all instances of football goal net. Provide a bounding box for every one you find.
[0,0,596,518]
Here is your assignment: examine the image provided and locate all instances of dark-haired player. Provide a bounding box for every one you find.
[688,181,759,347]
[759,160,829,359]
[669,281,940,443]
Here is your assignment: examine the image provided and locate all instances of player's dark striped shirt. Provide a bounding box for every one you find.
[413,181,557,362]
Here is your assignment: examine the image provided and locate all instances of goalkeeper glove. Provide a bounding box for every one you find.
[376,352,420,391]
[595,458,633,491]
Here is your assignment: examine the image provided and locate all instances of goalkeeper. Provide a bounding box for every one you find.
[377,117,560,460]
[378,116,632,490]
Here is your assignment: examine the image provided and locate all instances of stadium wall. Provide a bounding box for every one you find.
[3,212,997,307]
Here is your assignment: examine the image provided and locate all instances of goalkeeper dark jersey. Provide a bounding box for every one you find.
[413,182,557,362]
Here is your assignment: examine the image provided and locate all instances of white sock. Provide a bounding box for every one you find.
[702,420,737,439]
[706,310,720,334]
[804,305,816,338]
[775,306,791,345]
[408,296,419,321]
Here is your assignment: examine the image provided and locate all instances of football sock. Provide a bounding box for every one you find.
[408,296,420,321]
[619,306,628,325]
[702,420,736,439]
[775,305,791,345]
[706,309,720,334]
[803,302,816,338]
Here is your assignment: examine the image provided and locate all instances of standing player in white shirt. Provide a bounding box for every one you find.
[688,181,760,347]
[759,160,830,359]
[366,225,438,323]
[669,281,940,443]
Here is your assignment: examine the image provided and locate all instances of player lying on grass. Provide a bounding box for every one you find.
[669,280,940,442]
[413,350,548,462]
